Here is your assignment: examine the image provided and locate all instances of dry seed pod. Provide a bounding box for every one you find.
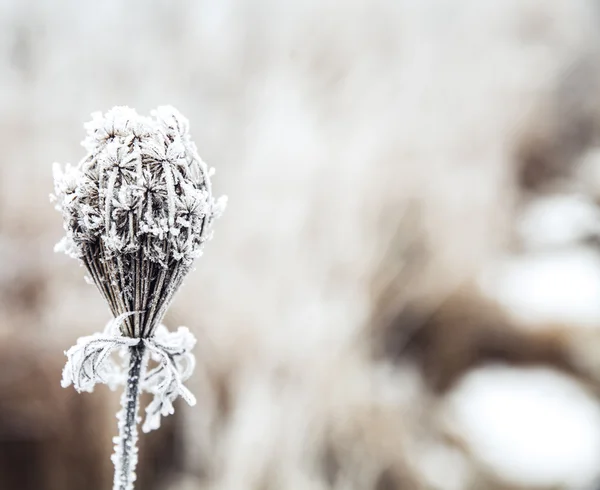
[52,105,226,338]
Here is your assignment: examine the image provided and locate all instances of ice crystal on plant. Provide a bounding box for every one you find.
[142,325,197,432]
[61,313,138,392]
[61,317,197,432]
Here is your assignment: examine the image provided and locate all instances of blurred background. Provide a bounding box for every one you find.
[4,0,600,489]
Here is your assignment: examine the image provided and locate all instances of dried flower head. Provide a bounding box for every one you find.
[53,106,226,490]
[52,105,226,338]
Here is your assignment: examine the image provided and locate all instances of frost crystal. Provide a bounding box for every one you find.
[61,316,197,432]
[141,325,197,432]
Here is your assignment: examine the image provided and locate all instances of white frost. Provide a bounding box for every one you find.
[61,317,197,432]
[141,325,197,433]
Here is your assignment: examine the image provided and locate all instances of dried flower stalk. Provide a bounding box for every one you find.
[52,106,225,490]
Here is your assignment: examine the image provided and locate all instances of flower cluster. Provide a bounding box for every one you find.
[53,105,225,264]
[52,106,226,338]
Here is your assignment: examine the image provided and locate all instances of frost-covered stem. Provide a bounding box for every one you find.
[113,343,146,490]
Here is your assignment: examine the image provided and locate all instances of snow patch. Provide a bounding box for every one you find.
[445,365,600,489]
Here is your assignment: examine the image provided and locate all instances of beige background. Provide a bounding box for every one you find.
[2,1,600,489]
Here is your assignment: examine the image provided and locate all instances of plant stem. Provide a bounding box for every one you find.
[113,342,146,490]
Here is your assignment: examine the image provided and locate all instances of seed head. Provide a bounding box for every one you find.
[52,106,226,337]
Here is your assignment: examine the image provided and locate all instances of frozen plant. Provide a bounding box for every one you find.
[52,106,226,490]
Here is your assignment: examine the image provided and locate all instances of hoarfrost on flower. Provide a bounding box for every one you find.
[141,325,197,433]
[51,105,226,338]
[54,105,224,490]
[61,317,198,432]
